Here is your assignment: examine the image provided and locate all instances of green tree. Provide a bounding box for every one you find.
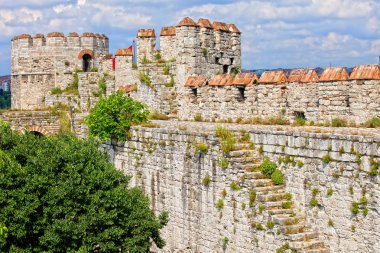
[0,122,168,252]
[85,91,149,141]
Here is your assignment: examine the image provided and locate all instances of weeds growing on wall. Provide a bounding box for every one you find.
[215,126,236,155]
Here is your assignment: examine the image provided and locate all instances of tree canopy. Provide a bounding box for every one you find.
[0,121,168,252]
[85,91,149,141]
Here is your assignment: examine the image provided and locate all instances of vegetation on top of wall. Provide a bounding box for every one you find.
[51,87,63,95]
[231,65,241,77]
[90,67,98,72]
[149,110,169,120]
[85,91,149,141]
[215,126,236,155]
[63,71,79,95]
[363,116,380,128]
[139,71,155,90]
[194,113,202,122]
[321,153,332,163]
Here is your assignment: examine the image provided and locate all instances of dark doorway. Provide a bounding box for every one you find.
[82,54,92,72]
[30,131,44,137]
[237,86,245,101]
[223,65,228,74]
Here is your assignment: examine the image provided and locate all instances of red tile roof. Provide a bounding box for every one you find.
[33,33,44,38]
[209,74,234,86]
[116,48,132,56]
[232,73,258,86]
[119,85,137,93]
[228,24,241,34]
[47,32,64,37]
[137,29,156,38]
[259,70,288,84]
[185,76,208,87]
[160,26,176,36]
[178,17,198,27]
[349,64,380,80]
[319,67,349,82]
[212,22,230,32]
[198,18,212,28]
[301,69,319,83]
[68,32,79,37]
[82,32,96,37]
[14,34,31,40]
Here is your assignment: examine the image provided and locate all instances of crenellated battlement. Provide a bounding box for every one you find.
[136,17,241,81]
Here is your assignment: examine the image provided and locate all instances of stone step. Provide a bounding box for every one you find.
[230,156,260,164]
[245,171,267,179]
[255,185,284,193]
[286,231,319,241]
[281,223,308,234]
[234,163,256,170]
[289,240,324,250]
[264,200,291,209]
[267,208,295,215]
[272,215,304,226]
[229,150,257,158]
[253,179,274,187]
[233,143,253,150]
[257,193,285,202]
[297,247,329,253]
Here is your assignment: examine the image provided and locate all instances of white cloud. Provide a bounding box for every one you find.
[77,0,86,7]
[53,4,73,14]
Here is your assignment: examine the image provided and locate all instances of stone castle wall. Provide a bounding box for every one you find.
[104,122,380,253]
[178,80,380,124]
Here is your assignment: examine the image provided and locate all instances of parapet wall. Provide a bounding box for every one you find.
[105,122,380,253]
[179,66,380,124]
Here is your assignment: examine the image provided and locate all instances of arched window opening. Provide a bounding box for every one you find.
[30,131,44,137]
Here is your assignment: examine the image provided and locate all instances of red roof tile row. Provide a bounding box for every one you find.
[185,73,258,87]
[115,48,133,56]
[137,29,156,38]
[160,26,176,36]
[176,17,241,34]
[185,65,380,87]
[13,33,108,40]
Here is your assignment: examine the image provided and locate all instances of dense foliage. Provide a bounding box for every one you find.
[259,157,277,177]
[85,91,149,141]
[0,122,168,252]
[0,90,11,109]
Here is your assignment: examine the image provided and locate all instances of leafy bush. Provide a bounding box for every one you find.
[51,87,63,95]
[248,189,256,207]
[202,173,211,187]
[0,124,168,252]
[293,116,306,126]
[196,142,208,154]
[327,188,334,197]
[230,181,240,191]
[219,157,229,170]
[194,113,202,122]
[321,154,332,163]
[284,193,292,201]
[154,53,162,60]
[215,199,224,209]
[90,67,98,72]
[271,169,284,185]
[282,201,292,209]
[260,157,277,177]
[163,65,170,75]
[310,198,318,207]
[85,91,149,141]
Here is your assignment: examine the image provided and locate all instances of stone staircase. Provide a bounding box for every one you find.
[226,132,329,253]
[139,63,174,85]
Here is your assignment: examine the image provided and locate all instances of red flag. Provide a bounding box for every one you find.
[112,58,116,70]
[128,45,133,51]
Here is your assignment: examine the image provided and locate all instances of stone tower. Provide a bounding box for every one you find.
[11,32,109,109]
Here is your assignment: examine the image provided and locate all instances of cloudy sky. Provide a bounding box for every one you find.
[1,0,380,75]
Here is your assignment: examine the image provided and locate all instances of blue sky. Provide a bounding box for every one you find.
[1,0,380,75]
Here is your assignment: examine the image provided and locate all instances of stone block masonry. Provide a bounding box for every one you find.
[104,121,380,253]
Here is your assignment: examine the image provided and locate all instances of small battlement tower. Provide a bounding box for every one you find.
[11,32,109,109]
[135,17,241,86]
